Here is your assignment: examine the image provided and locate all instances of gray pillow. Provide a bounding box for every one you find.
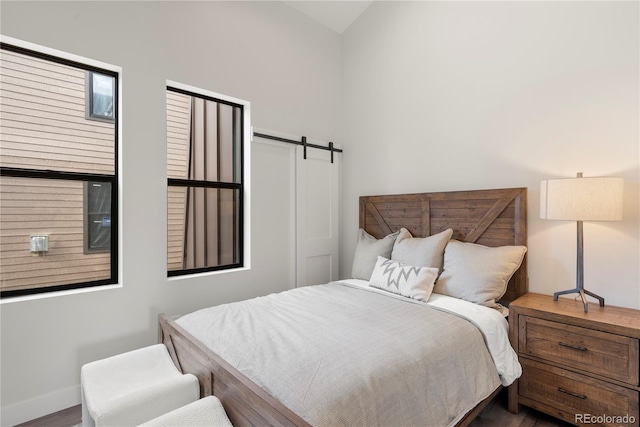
[391,228,453,271]
[434,240,527,309]
[351,229,399,280]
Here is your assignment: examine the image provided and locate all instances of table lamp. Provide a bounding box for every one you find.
[540,172,624,312]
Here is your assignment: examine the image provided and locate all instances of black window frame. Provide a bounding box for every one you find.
[166,85,245,277]
[0,41,119,299]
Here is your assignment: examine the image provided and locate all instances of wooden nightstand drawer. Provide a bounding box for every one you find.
[509,293,640,426]
[519,359,639,426]
[519,316,640,385]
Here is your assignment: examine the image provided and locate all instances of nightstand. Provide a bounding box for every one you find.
[508,293,640,426]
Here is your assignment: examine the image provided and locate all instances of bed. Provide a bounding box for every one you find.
[159,187,528,426]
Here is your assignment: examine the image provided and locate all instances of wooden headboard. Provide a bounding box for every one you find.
[359,187,528,302]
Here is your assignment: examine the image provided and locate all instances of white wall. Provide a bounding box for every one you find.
[2,1,639,424]
[0,2,340,425]
[341,1,639,308]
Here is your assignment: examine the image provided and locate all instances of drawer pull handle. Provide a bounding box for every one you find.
[558,388,587,400]
[558,342,587,352]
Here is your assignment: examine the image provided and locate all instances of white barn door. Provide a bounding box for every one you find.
[296,144,341,287]
[251,136,297,289]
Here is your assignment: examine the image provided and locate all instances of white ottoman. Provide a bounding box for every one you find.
[139,396,233,427]
[81,344,200,427]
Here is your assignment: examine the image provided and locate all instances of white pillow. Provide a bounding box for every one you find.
[434,240,527,309]
[369,256,439,302]
[391,228,453,271]
[351,229,399,280]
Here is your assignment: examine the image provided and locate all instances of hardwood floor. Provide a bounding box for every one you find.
[15,405,81,427]
[15,389,571,427]
[468,389,572,427]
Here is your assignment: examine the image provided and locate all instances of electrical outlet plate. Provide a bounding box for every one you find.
[30,235,49,253]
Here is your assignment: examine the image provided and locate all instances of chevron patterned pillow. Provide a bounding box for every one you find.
[369,256,439,302]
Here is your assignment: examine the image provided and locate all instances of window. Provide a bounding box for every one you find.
[0,38,119,298]
[166,82,250,276]
[86,71,115,121]
[84,181,112,253]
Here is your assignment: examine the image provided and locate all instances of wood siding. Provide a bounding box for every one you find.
[0,177,110,292]
[0,48,115,292]
[166,91,190,270]
[0,49,115,173]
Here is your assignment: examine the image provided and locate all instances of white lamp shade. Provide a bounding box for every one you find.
[540,176,624,221]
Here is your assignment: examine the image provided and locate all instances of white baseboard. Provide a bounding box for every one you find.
[1,385,80,427]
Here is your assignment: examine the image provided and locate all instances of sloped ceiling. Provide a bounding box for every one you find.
[282,1,373,33]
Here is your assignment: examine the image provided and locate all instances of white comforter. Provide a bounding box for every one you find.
[177,281,521,427]
[341,279,522,387]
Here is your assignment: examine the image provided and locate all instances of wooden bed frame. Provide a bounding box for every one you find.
[159,187,528,426]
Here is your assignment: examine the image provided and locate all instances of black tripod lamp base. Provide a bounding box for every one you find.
[553,287,605,313]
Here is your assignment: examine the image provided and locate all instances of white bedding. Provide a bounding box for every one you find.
[340,278,522,386]
[177,281,522,426]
